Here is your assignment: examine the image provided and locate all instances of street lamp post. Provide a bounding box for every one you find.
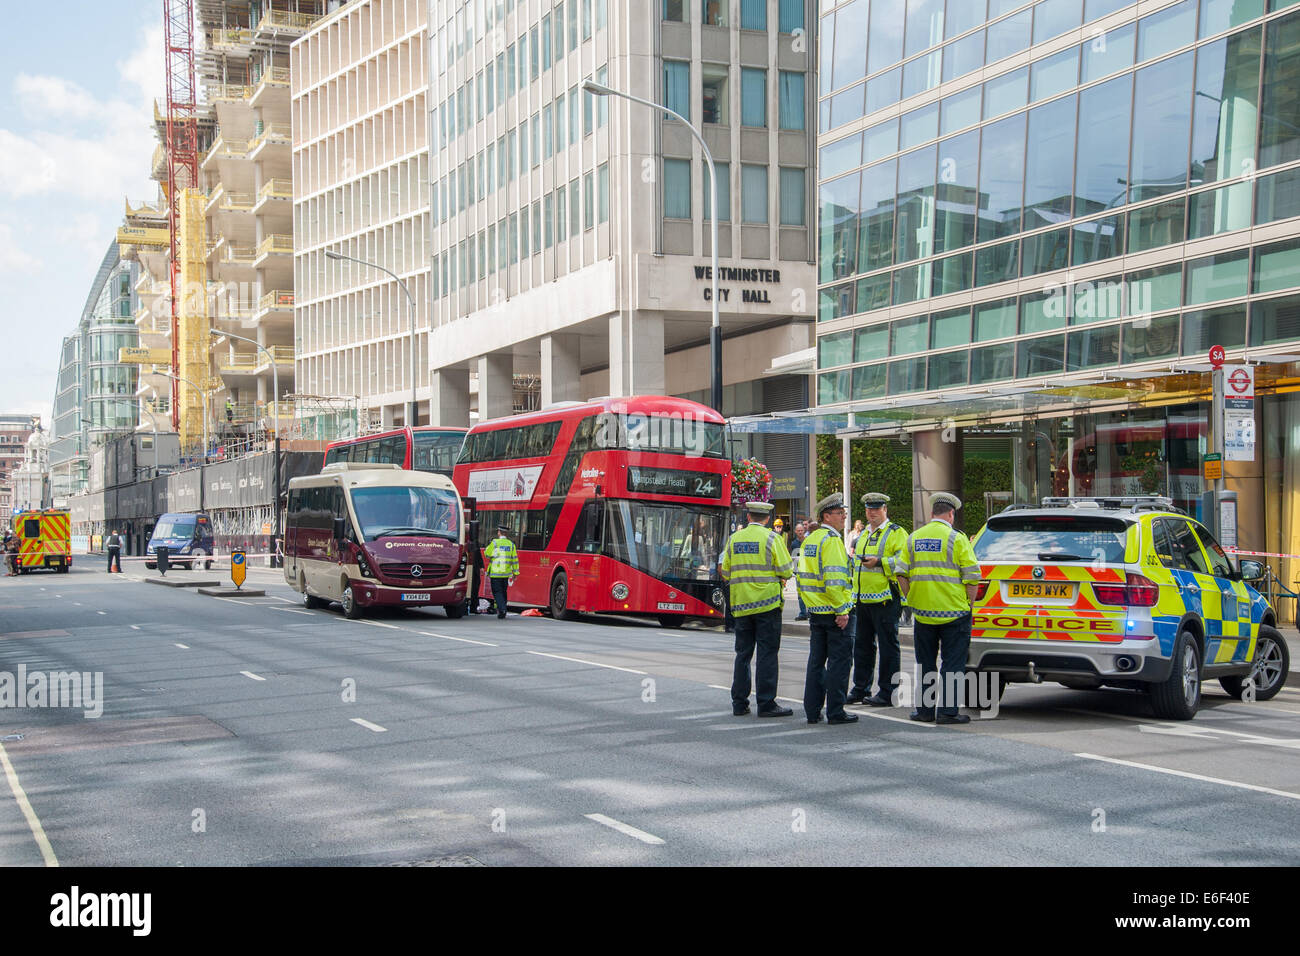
[212,328,282,561]
[324,250,419,426]
[159,370,212,465]
[583,78,723,414]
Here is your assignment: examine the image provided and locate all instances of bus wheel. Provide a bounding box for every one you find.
[341,584,364,620]
[445,601,466,619]
[658,615,685,629]
[550,571,577,622]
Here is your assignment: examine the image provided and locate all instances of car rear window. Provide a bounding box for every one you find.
[975,515,1131,563]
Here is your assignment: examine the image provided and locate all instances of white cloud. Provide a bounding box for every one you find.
[118,24,165,104]
[14,74,101,122]
[0,223,42,273]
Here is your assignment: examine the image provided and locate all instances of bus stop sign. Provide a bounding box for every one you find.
[231,549,246,589]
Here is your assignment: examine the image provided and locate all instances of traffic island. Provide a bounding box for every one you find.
[145,578,222,588]
[196,586,267,597]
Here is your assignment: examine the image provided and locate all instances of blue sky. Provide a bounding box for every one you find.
[0,2,163,427]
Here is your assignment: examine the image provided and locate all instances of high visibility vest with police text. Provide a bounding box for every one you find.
[796,528,852,615]
[853,521,908,604]
[485,537,519,578]
[720,522,793,617]
[895,520,980,623]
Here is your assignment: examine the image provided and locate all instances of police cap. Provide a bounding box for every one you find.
[860,492,891,507]
[815,492,845,518]
[930,492,962,512]
[496,524,510,533]
[745,501,774,514]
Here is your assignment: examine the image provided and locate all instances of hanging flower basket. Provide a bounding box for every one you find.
[731,457,773,507]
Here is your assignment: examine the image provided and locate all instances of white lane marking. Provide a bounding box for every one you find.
[708,684,729,691]
[129,625,140,630]
[1075,752,1300,801]
[419,630,498,647]
[584,813,665,845]
[357,620,401,629]
[263,595,298,604]
[96,611,106,616]
[0,741,58,867]
[240,671,266,681]
[270,607,314,616]
[350,717,387,733]
[174,643,190,649]
[1138,723,1300,750]
[527,651,646,675]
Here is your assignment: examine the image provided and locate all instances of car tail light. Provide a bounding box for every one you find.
[1094,572,1158,607]
[974,580,989,601]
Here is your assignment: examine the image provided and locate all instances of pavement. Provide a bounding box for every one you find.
[2,562,1299,867]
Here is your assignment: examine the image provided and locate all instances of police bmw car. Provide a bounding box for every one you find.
[969,496,1289,720]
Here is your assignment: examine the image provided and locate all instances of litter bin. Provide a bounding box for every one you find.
[156,545,170,576]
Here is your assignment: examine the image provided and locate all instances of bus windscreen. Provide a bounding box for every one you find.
[603,500,727,581]
[350,486,460,541]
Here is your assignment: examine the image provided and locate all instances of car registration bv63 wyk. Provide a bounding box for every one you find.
[968,496,1289,720]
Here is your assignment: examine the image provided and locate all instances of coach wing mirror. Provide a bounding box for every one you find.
[468,519,480,544]
[1238,559,1265,583]
[333,517,348,544]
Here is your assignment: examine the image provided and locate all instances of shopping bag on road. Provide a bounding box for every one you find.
[521,608,543,617]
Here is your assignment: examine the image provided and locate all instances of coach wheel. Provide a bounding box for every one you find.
[445,601,466,619]
[550,571,577,621]
[341,584,363,620]
[1221,624,1289,701]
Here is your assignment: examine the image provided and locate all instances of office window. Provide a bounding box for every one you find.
[779,168,805,225]
[531,113,541,168]
[583,0,593,38]
[1193,31,1263,183]
[704,161,730,221]
[664,0,687,20]
[779,0,804,32]
[532,201,542,254]
[507,129,517,181]
[741,0,766,30]
[570,85,581,144]
[519,117,530,170]
[597,65,609,126]
[507,43,516,92]
[530,26,540,79]
[509,212,519,264]
[703,64,729,124]
[556,93,567,148]
[742,164,768,223]
[598,162,610,223]
[569,0,579,48]
[557,185,568,242]
[703,0,728,26]
[664,158,691,218]
[905,0,945,58]
[665,60,691,118]
[544,194,555,248]
[584,171,595,229]
[544,105,554,159]
[778,71,804,130]
[571,177,582,232]
[497,53,507,106]
[1260,14,1300,169]
[741,68,767,126]
[542,15,553,70]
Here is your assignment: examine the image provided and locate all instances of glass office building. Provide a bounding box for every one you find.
[814,0,1300,611]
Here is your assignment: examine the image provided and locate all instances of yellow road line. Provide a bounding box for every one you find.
[0,740,59,866]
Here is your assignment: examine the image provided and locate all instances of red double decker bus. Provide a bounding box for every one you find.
[453,396,732,626]
[324,426,467,477]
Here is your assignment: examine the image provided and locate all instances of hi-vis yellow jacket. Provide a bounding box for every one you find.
[485,536,519,578]
[895,519,980,624]
[796,527,852,615]
[721,521,793,616]
[853,521,908,604]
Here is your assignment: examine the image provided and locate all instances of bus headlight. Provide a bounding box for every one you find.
[611,582,629,601]
[711,588,725,607]
[356,552,374,578]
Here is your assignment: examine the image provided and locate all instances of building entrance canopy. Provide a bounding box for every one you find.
[729,357,1300,436]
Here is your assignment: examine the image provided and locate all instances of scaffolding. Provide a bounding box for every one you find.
[282,394,359,442]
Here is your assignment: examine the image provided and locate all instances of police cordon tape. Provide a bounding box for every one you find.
[1225,548,1300,560]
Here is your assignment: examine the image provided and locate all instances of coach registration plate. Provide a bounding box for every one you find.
[657,601,685,611]
[400,592,432,602]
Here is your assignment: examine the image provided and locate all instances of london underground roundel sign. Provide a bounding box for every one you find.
[1209,344,1226,368]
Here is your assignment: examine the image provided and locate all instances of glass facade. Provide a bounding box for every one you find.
[817,0,1300,401]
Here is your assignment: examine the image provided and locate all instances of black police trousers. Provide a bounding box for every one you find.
[912,613,971,716]
[490,576,509,617]
[804,612,852,720]
[107,547,121,573]
[852,594,901,698]
[731,607,782,710]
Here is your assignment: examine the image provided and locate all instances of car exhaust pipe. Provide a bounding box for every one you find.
[1114,655,1137,672]
[1026,661,1042,684]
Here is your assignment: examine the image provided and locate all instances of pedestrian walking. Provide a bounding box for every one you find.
[847,493,908,706]
[4,529,19,576]
[106,528,123,574]
[797,494,857,725]
[792,521,808,620]
[484,523,518,619]
[894,493,981,725]
[466,532,485,614]
[720,501,794,718]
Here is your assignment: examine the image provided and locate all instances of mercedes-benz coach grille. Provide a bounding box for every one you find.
[380,562,453,585]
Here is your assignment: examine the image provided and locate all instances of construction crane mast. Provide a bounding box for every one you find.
[162,0,199,433]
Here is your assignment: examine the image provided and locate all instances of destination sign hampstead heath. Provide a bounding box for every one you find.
[627,466,722,499]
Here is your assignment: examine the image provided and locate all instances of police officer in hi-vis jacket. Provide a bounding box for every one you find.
[484,524,519,619]
[848,492,908,706]
[720,501,794,718]
[797,493,858,725]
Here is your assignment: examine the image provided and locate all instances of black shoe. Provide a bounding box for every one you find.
[757,706,793,718]
[497,613,506,620]
[794,615,808,621]
[864,694,892,707]
[806,715,822,724]
[909,710,935,722]
[936,713,971,725]
[827,712,859,724]
[845,691,868,705]
[733,704,751,716]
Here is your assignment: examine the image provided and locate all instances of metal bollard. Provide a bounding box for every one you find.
[157,545,170,576]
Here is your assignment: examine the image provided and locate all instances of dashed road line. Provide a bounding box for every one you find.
[419,630,498,647]
[527,651,646,675]
[357,620,401,630]
[270,607,314,616]
[129,625,140,630]
[350,717,387,733]
[584,813,664,845]
[96,611,106,616]
[0,740,58,867]
[1075,752,1300,801]
[240,670,266,681]
[174,643,190,649]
